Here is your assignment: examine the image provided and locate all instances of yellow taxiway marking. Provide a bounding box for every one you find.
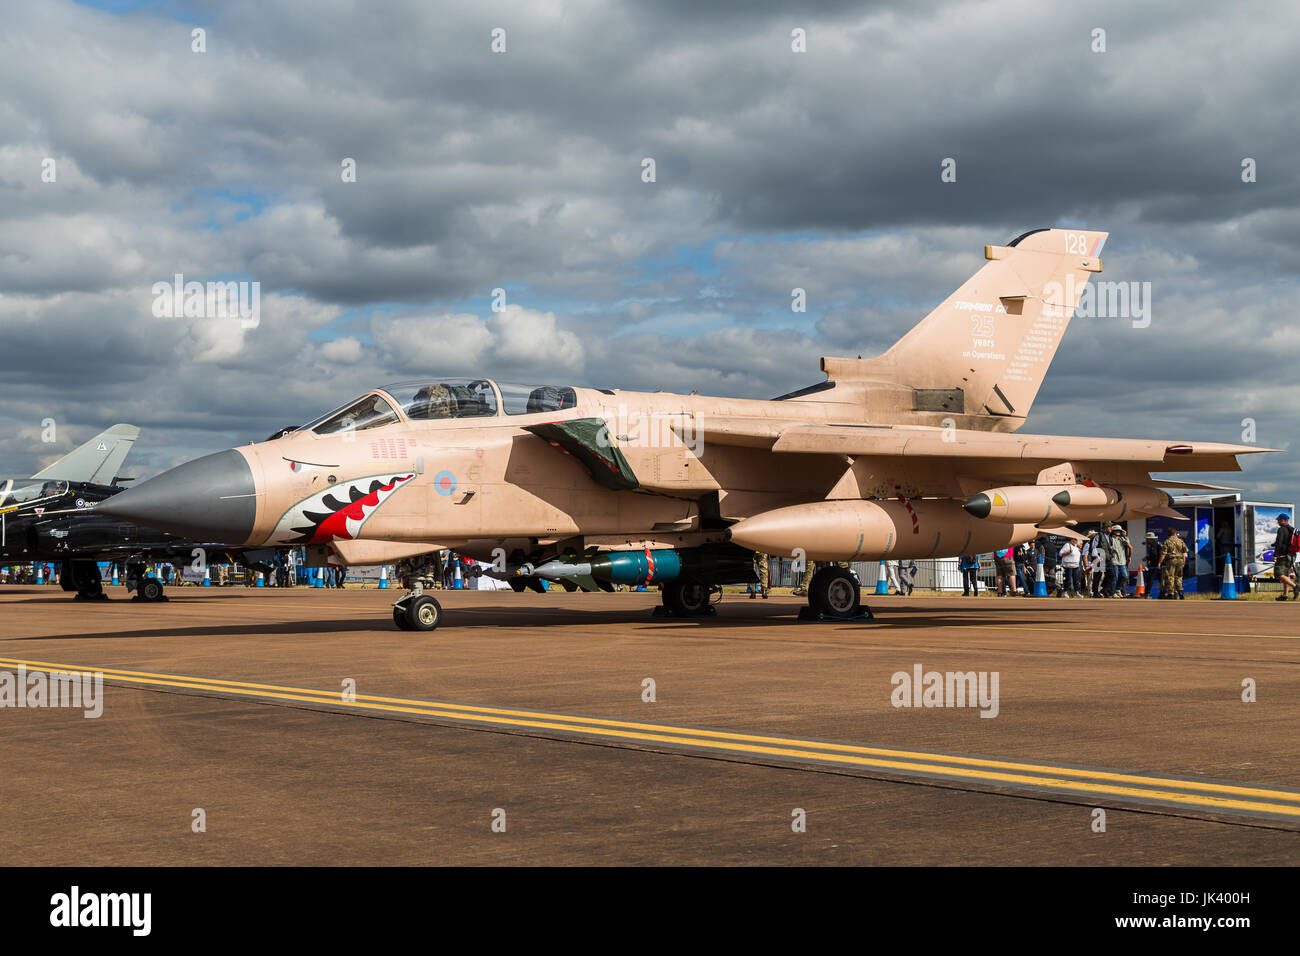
[945,623,1300,641]
[4,655,1299,819]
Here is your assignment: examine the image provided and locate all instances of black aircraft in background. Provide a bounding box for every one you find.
[2,425,274,601]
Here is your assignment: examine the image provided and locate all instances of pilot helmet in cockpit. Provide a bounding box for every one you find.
[412,384,454,418]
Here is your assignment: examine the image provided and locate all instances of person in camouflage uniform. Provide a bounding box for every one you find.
[793,559,818,596]
[750,551,769,599]
[1157,527,1189,599]
[1143,532,1161,598]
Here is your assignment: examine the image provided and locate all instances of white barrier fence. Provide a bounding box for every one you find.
[768,557,968,590]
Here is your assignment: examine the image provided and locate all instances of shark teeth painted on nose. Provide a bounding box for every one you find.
[277,473,415,545]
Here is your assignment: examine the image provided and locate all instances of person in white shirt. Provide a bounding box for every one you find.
[1058,540,1082,597]
[884,560,903,594]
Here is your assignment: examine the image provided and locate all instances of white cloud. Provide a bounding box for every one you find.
[318,336,364,364]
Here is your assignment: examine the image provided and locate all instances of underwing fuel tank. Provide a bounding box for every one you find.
[726,499,1037,562]
[962,484,1173,524]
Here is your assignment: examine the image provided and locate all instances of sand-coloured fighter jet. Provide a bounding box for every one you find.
[97,228,1274,628]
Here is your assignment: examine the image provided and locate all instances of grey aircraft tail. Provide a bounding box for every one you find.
[31,424,140,484]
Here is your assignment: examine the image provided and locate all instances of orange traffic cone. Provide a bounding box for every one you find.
[1134,566,1146,597]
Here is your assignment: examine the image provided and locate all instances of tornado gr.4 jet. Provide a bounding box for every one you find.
[96,228,1274,629]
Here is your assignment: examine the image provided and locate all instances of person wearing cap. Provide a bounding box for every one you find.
[1272,512,1298,601]
[1106,524,1130,596]
[1143,531,1162,598]
[1157,527,1189,599]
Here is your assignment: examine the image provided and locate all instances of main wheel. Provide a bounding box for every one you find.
[406,595,443,631]
[664,580,711,616]
[811,566,861,618]
[75,581,105,600]
[139,578,164,602]
[393,605,414,631]
[71,560,105,600]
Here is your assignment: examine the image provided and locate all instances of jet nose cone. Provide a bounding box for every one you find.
[95,449,257,544]
[962,493,992,519]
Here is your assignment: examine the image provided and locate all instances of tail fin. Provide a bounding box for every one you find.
[818,227,1107,431]
[31,424,140,484]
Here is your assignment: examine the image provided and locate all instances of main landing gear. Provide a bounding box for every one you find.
[652,580,721,618]
[62,560,107,601]
[798,565,872,622]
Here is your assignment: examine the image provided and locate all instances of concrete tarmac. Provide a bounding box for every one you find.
[2,584,1298,865]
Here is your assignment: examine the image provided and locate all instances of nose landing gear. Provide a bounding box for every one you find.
[393,592,443,631]
[124,561,168,602]
[392,554,447,631]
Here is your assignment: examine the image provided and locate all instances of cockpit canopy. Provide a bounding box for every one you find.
[0,478,68,508]
[385,380,498,421]
[303,379,578,435]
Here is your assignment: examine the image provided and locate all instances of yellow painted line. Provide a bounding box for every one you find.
[944,623,1300,641]
[8,657,1300,820]
[10,655,1300,806]
[55,672,1300,818]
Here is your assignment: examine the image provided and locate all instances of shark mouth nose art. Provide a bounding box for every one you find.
[271,473,416,544]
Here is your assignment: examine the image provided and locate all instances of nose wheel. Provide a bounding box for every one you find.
[125,562,168,602]
[393,594,442,631]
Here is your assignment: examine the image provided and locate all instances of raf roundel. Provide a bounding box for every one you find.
[434,470,458,497]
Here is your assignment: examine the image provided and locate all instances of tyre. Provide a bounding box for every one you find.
[139,578,164,602]
[392,605,414,631]
[664,580,711,616]
[811,566,861,618]
[72,560,102,591]
[406,595,443,631]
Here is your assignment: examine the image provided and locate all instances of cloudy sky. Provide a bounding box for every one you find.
[2,0,1297,496]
